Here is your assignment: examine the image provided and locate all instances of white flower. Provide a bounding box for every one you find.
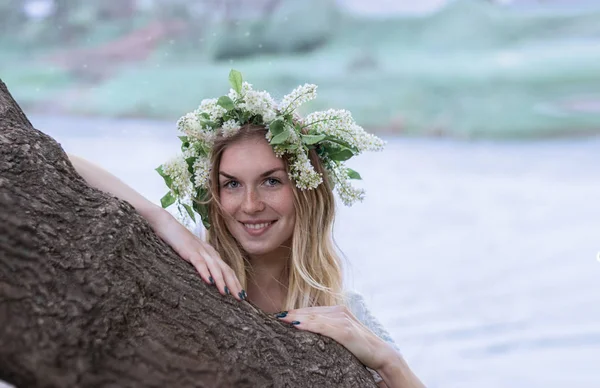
[177,112,202,134]
[162,154,193,197]
[177,112,215,147]
[288,152,322,190]
[328,164,365,206]
[239,88,278,123]
[304,109,385,152]
[198,98,227,122]
[261,108,278,123]
[279,83,317,114]
[221,119,241,137]
[228,81,254,101]
[336,178,365,206]
[162,72,387,221]
[192,157,211,188]
[265,130,273,142]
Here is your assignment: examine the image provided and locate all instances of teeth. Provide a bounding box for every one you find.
[244,222,271,230]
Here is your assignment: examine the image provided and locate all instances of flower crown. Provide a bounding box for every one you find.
[157,70,385,229]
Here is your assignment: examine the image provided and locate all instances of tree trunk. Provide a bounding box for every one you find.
[0,80,377,388]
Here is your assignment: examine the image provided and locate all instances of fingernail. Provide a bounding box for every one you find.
[291,321,300,325]
[238,291,246,300]
[224,286,230,295]
[241,290,247,299]
[209,276,215,285]
[275,311,288,318]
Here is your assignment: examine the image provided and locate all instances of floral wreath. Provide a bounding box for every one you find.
[157,70,385,229]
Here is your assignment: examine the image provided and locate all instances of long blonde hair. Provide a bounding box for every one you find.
[205,125,344,310]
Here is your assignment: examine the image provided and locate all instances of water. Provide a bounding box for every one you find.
[13,115,600,387]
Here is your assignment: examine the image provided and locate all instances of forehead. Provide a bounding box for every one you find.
[219,136,285,173]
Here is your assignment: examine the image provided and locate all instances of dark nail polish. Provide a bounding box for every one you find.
[241,290,247,299]
[291,321,300,325]
[275,311,288,318]
[209,276,215,285]
[224,286,230,295]
[238,291,245,300]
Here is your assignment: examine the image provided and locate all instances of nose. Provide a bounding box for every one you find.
[241,188,265,214]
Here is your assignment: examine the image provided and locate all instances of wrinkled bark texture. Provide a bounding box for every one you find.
[0,79,377,388]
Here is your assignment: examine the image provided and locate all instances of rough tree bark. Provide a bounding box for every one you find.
[0,80,378,388]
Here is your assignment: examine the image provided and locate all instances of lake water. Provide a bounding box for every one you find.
[9,114,600,388]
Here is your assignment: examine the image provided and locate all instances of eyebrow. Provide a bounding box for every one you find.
[219,168,286,180]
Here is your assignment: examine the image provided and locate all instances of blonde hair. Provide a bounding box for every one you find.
[205,124,344,310]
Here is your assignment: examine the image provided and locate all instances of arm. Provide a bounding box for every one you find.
[68,154,164,223]
[67,154,245,300]
[277,293,426,387]
[375,346,425,388]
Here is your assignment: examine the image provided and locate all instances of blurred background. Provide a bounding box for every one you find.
[1,0,600,387]
[2,0,600,137]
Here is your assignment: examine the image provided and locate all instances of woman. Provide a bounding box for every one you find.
[69,71,425,387]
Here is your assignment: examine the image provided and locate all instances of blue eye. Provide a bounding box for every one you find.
[224,180,240,189]
[265,178,280,187]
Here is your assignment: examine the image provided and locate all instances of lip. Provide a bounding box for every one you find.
[239,220,276,237]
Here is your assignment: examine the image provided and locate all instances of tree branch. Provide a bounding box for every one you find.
[0,78,377,388]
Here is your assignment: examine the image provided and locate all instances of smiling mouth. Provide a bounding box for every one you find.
[240,221,276,235]
[244,222,272,229]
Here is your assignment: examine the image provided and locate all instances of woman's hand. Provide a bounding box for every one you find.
[275,305,395,371]
[150,208,246,301]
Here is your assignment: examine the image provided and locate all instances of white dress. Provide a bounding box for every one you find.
[345,291,400,384]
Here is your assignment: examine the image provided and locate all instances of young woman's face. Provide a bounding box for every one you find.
[218,135,296,258]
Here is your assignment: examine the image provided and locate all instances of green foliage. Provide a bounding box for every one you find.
[2,0,600,138]
[346,168,361,180]
[203,0,340,61]
[160,191,176,208]
[229,69,243,94]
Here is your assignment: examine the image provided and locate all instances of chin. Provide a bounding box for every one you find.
[240,241,279,256]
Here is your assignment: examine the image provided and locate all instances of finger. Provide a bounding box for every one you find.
[188,256,213,285]
[276,309,328,327]
[288,315,343,337]
[188,241,244,300]
[198,246,240,296]
[204,258,230,296]
[187,242,228,293]
[218,262,245,301]
[201,242,245,300]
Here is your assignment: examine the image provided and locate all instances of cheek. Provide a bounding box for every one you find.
[278,187,296,219]
[219,192,239,216]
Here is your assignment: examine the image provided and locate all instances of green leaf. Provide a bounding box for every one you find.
[199,112,210,120]
[199,119,218,128]
[156,165,173,188]
[217,95,235,111]
[323,136,359,153]
[346,168,362,180]
[240,111,252,124]
[156,165,166,177]
[178,136,190,152]
[229,69,243,95]
[160,192,176,208]
[301,134,326,145]
[277,143,299,152]
[268,120,285,136]
[185,157,196,174]
[327,148,354,161]
[182,203,196,222]
[270,129,290,145]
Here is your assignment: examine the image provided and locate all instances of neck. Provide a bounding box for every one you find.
[248,245,289,287]
[246,246,290,313]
